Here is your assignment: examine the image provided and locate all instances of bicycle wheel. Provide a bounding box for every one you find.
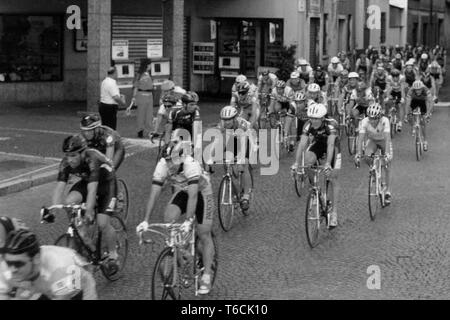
[305,191,326,248]
[347,121,356,155]
[415,131,422,162]
[101,215,128,281]
[368,172,379,221]
[116,179,129,223]
[241,165,255,217]
[390,116,395,139]
[217,176,236,232]
[294,173,306,198]
[152,247,180,300]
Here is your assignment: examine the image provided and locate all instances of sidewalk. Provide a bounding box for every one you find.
[0,98,227,196]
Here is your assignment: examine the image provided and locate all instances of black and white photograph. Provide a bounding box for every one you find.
[0,0,450,306]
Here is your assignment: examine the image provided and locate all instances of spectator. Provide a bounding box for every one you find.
[99,66,126,130]
[130,59,154,138]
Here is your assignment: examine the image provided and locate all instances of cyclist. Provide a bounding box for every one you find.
[80,114,125,171]
[370,64,389,107]
[338,72,359,119]
[420,71,437,103]
[385,69,406,132]
[0,217,27,251]
[356,53,371,82]
[403,60,418,90]
[291,103,341,229]
[427,61,443,100]
[164,92,201,145]
[405,80,434,152]
[137,137,215,295]
[313,65,328,91]
[286,71,306,93]
[305,83,327,109]
[285,91,308,147]
[257,69,278,111]
[152,93,179,138]
[268,80,295,130]
[297,59,314,84]
[338,70,349,93]
[0,229,97,300]
[231,74,248,97]
[327,56,344,84]
[339,51,351,71]
[231,81,260,129]
[418,53,430,73]
[392,53,404,72]
[347,82,375,130]
[50,135,119,275]
[355,103,393,205]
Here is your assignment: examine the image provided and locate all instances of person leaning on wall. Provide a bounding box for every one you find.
[129,59,154,138]
[99,66,126,130]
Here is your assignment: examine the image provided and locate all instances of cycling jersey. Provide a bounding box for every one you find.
[57,149,114,184]
[421,76,433,90]
[419,61,429,73]
[297,66,314,83]
[257,73,277,94]
[359,116,390,141]
[86,126,122,155]
[305,91,327,106]
[392,59,403,71]
[314,70,327,88]
[270,87,294,105]
[350,89,375,108]
[231,91,258,110]
[387,75,405,93]
[286,79,305,92]
[328,64,344,81]
[407,87,431,102]
[372,72,388,91]
[153,156,213,196]
[0,246,96,300]
[168,107,201,137]
[404,69,417,87]
[231,82,258,96]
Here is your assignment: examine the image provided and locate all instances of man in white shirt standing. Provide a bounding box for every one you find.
[100,66,126,130]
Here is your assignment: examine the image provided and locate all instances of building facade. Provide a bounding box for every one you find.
[408,0,447,47]
[0,0,423,106]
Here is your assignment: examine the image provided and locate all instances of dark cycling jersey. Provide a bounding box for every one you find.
[404,70,416,87]
[393,60,403,71]
[85,126,125,169]
[373,73,387,91]
[57,149,114,183]
[421,76,433,90]
[314,71,327,88]
[302,118,338,145]
[168,106,200,137]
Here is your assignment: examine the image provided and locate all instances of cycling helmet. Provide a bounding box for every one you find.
[62,135,87,153]
[391,69,401,77]
[235,74,247,83]
[421,53,428,60]
[294,91,305,101]
[161,80,175,91]
[298,59,308,66]
[376,64,384,70]
[80,114,101,130]
[348,72,359,79]
[162,94,178,106]
[307,103,327,119]
[357,82,367,91]
[431,61,440,68]
[331,57,340,64]
[290,71,300,79]
[3,229,40,257]
[412,80,425,90]
[187,91,199,103]
[341,70,349,77]
[316,65,323,71]
[395,53,402,59]
[307,83,320,93]
[405,60,414,66]
[237,81,250,94]
[0,216,15,235]
[367,103,382,118]
[181,93,196,104]
[276,80,286,88]
[261,69,269,76]
[220,106,238,120]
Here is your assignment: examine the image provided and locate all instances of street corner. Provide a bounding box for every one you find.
[0,152,60,196]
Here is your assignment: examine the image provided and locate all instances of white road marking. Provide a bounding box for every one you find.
[0,127,73,135]
[0,163,60,184]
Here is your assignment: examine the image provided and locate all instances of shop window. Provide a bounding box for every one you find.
[0,15,63,82]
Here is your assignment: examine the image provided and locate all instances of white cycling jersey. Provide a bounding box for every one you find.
[359,116,390,141]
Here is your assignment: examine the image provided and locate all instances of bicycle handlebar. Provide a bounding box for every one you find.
[137,222,186,246]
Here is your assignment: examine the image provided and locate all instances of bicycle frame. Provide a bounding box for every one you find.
[299,166,328,221]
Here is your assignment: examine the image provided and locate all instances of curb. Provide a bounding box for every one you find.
[0,170,58,197]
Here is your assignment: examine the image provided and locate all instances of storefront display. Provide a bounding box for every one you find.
[0,15,63,82]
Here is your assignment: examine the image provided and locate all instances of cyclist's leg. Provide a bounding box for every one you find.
[420,102,428,145]
[164,190,184,223]
[379,140,393,195]
[196,192,214,276]
[304,144,320,182]
[67,181,91,245]
[328,145,341,223]
[97,176,118,259]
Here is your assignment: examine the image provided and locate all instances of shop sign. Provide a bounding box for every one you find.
[298,0,306,12]
[147,39,163,58]
[112,40,129,60]
[192,42,215,75]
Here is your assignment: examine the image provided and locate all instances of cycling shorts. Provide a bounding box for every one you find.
[170,190,214,226]
[411,100,427,115]
[306,140,341,170]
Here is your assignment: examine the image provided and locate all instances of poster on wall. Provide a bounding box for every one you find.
[112,40,129,60]
[147,39,163,58]
[192,42,215,74]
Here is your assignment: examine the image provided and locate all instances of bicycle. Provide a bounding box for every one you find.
[356,153,389,221]
[293,151,306,198]
[41,204,128,281]
[387,99,400,139]
[410,108,428,162]
[217,159,254,232]
[295,164,332,248]
[273,109,293,157]
[138,221,219,300]
[347,113,364,156]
